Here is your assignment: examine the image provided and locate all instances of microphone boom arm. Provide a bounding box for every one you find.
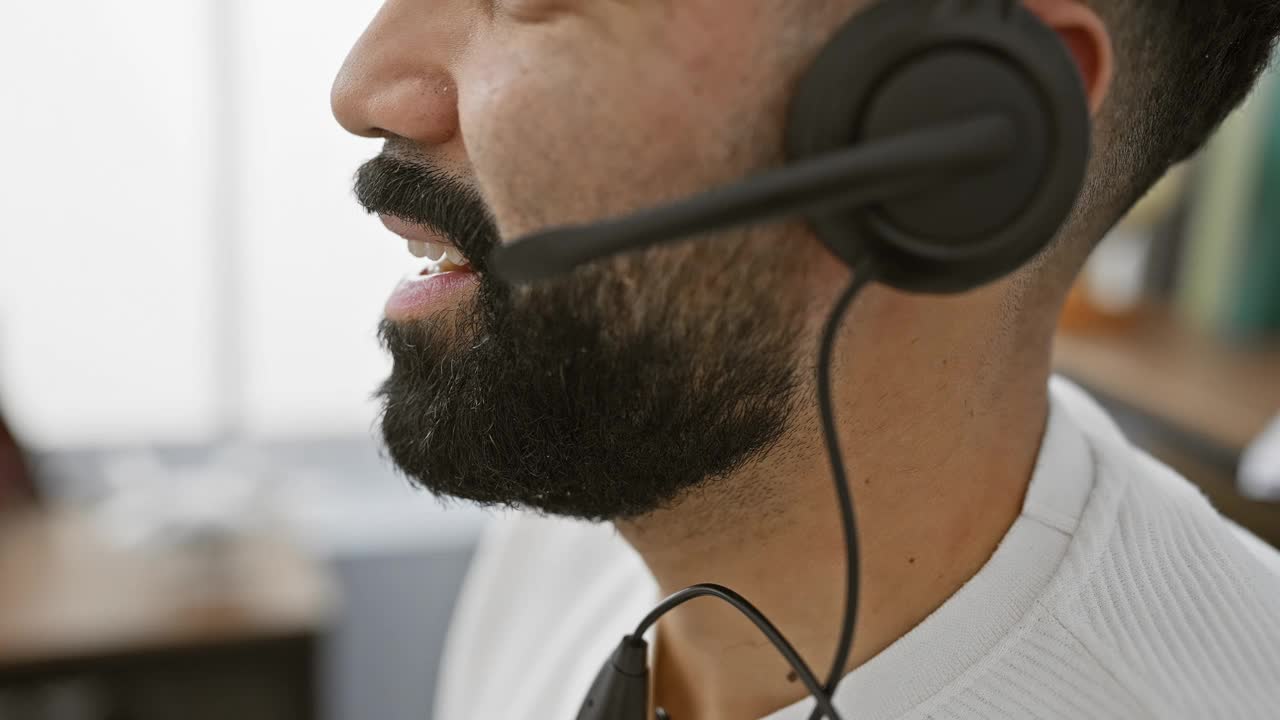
[489,114,1015,284]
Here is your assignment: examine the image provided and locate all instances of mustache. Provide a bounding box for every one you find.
[354,151,501,271]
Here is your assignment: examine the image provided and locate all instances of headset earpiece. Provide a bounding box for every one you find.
[787,0,1091,294]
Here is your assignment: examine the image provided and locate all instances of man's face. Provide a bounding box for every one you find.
[333,1,848,521]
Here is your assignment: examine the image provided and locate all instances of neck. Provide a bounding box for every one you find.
[616,282,1056,720]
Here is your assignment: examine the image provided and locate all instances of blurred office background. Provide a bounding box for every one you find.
[0,3,1277,720]
[0,3,489,720]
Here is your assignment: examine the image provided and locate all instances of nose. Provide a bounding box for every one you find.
[331,3,460,146]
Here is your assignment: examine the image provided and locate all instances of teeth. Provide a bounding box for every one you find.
[444,246,469,266]
[425,241,447,262]
[407,238,467,266]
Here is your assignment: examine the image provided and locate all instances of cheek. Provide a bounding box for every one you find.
[460,58,642,235]
[456,21,770,242]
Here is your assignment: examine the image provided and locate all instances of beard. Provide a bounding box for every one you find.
[357,147,808,522]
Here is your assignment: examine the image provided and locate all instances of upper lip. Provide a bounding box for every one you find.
[377,214,455,247]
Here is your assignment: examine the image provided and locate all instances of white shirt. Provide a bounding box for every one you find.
[436,378,1280,719]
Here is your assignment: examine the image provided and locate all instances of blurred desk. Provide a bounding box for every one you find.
[1054,306,1280,546]
[1054,306,1280,453]
[0,509,335,720]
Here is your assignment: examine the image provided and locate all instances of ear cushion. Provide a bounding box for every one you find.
[787,0,1091,294]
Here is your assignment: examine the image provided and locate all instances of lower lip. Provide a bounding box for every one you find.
[385,270,480,322]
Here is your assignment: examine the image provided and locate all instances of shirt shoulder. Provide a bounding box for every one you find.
[894,381,1280,720]
[1043,381,1280,718]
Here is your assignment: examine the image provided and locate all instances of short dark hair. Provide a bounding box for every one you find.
[1092,0,1280,219]
[1018,1,1279,309]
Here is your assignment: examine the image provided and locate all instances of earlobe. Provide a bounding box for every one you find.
[1026,0,1114,115]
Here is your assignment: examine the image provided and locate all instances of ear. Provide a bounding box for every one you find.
[1024,0,1114,115]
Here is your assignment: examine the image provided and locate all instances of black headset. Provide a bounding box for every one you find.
[488,0,1091,717]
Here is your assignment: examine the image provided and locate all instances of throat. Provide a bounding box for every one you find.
[616,408,1043,720]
